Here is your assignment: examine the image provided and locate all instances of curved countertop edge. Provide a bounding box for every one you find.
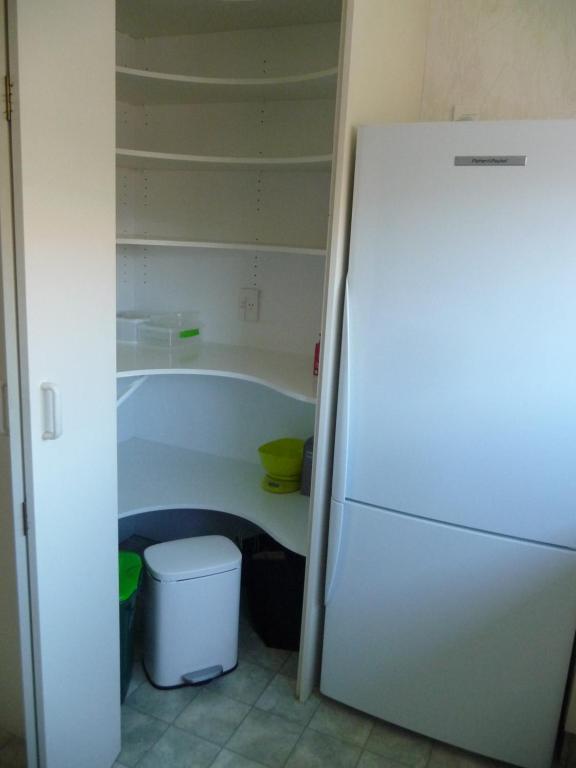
[117,366,316,404]
[118,503,308,557]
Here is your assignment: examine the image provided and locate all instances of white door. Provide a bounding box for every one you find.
[7,2,120,766]
[0,5,36,764]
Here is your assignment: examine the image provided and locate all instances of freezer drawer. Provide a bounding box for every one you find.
[321,500,576,768]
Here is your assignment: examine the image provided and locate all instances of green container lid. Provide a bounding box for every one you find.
[119,551,142,602]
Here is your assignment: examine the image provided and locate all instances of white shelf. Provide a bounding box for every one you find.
[116,148,331,172]
[118,438,309,556]
[117,66,338,105]
[117,1,341,38]
[117,341,318,404]
[116,237,326,257]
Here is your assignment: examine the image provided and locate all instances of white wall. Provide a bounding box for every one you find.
[421,0,576,121]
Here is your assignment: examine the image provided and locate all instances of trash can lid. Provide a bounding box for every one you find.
[144,536,241,582]
[119,551,143,602]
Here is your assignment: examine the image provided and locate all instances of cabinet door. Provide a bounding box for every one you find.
[8,2,119,766]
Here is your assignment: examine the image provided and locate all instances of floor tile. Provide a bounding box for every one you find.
[118,706,168,766]
[127,680,198,723]
[255,674,320,726]
[279,653,299,680]
[0,737,26,768]
[285,728,361,768]
[226,709,303,768]
[126,659,147,697]
[357,751,407,768]
[238,625,290,673]
[428,742,507,767]
[175,689,250,745]
[209,661,273,706]
[210,750,269,768]
[562,734,576,768]
[309,698,373,747]
[133,632,145,662]
[365,721,431,768]
[238,615,253,635]
[137,726,219,768]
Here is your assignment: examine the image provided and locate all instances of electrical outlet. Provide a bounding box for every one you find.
[452,105,479,122]
[240,288,260,322]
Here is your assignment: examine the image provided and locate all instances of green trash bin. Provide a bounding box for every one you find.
[119,551,143,702]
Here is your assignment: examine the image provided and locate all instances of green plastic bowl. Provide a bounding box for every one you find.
[258,438,304,480]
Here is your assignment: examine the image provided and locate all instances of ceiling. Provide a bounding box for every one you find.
[117,0,342,38]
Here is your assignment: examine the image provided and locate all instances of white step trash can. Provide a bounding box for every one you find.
[143,535,242,687]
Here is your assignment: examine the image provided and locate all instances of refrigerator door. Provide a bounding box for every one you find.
[321,500,576,768]
[343,120,576,547]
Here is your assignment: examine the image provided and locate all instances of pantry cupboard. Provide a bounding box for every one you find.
[0,1,431,766]
[114,0,341,562]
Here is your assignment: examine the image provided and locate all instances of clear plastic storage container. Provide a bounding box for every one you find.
[116,311,151,343]
[137,312,202,347]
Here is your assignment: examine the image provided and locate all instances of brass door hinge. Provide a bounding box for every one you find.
[4,75,12,122]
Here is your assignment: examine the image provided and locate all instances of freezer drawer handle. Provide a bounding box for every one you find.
[41,382,62,440]
[325,501,344,606]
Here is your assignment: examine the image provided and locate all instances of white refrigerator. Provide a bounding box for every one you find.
[321,121,576,768]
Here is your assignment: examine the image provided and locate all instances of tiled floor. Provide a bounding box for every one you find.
[1,620,573,768]
[114,618,574,768]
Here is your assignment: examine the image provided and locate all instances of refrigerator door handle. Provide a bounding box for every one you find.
[324,499,344,606]
[332,280,350,503]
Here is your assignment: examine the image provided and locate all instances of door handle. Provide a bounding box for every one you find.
[332,281,350,503]
[324,500,344,606]
[41,382,62,440]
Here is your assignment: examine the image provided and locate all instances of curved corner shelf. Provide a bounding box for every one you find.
[117,341,318,404]
[117,65,338,105]
[116,148,332,172]
[118,438,309,556]
[117,375,147,407]
[116,237,326,257]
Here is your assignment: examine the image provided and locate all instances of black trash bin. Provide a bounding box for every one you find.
[244,535,305,651]
[119,550,143,702]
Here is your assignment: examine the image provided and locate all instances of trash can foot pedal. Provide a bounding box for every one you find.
[182,665,223,685]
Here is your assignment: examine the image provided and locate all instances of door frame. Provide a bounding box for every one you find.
[0,0,37,764]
